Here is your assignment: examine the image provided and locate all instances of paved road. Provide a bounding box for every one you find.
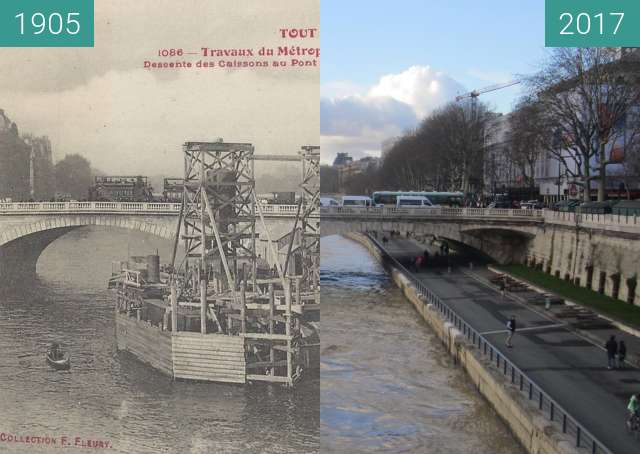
[384,237,640,454]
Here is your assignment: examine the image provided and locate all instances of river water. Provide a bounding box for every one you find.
[320,235,523,454]
[0,227,318,454]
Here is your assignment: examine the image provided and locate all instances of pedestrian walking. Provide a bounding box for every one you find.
[605,335,618,369]
[506,316,516,348]
[499,279,506,299]
[618,340,627,369]
[414,255,423,272]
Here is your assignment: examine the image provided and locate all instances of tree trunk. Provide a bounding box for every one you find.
[583,161,591,202]
[597,142,607,202]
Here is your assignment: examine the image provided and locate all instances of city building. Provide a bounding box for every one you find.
[336,156,380,192]
[484,48,640,205]
[332,152,353,167]
[88,176,154,201]
[484,113,540,201]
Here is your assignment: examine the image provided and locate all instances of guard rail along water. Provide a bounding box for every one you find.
[368,234,613,454]
[0,202,309,217]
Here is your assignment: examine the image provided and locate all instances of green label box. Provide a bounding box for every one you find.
[546,0,640,47]
[0,0,94,47]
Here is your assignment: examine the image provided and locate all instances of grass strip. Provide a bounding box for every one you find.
[496,264,640,329]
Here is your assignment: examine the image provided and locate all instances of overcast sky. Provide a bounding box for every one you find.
[320,0,547,164]
[0,0,319,176]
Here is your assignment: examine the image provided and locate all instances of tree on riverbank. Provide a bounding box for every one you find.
[54,154,93,200]
[506,97,547,191]
[526,48,640,202]
[378,100,495,194]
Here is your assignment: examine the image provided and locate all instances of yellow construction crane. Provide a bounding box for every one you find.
[455,80,521,102]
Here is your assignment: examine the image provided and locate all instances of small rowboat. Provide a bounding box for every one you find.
[46,350,71,371]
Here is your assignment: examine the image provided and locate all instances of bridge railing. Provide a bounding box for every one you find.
[545,210,640,227]
[0,202,304,216]
[320,206,544,218]
[367,234,612,454]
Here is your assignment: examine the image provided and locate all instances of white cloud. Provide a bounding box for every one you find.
[320,80,367,99]
[368,66,465,118]
[321,65,465,164]
[320,96,417,137]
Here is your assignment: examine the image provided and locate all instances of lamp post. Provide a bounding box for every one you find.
[556,159,562,202]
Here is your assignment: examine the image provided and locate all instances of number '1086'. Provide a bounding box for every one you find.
[15,12,81,35]
[559,12,625,36]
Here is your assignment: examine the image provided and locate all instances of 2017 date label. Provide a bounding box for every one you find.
[546,0,640,47]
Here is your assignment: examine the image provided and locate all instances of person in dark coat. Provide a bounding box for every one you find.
[499,279,506,299]
[506,316,516,347]
[618,340,627,369]
[605,335,618,369]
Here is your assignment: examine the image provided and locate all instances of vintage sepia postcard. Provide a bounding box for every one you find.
[0,1,319,452]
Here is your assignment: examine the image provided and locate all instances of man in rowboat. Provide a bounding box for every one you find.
[48,342,61,360]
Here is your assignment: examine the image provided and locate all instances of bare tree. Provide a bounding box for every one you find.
[54,154,93,200]
[426,101,495,194]
[507,97,547,190]
[376,100,495,196]
[320,165,339,193]
[527,48,640,201]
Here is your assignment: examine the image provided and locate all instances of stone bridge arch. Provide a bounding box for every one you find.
[0,215,177,278]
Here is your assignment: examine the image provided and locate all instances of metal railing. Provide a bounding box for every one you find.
[0,202,308,217]
[368,234,612,454]
[321,206,545,219]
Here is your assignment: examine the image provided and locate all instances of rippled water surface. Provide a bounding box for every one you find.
[320,235,523,454]
[0,227,318,453]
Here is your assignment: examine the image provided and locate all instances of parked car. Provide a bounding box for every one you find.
[488,200,511,209]
[577,200,618,214]
[320,197,340,207]
[552,200,580,212]
[396,195,434,208]
[341,195,372,207]
[612,200,640,216]
[521,200,544,210]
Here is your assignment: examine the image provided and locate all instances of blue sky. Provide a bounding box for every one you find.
[320,0,548,162]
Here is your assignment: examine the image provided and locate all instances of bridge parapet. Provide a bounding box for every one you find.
[544,210,640,232]
[0,202,310,217]
[320,206,544,220]
[321,206,640,233]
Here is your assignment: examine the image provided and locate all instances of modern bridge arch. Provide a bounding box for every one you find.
[321,218,539,264]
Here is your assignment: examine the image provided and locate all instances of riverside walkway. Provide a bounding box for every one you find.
[382,237,640,454]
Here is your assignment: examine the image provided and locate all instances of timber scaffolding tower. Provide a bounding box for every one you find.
[169,140,320,386]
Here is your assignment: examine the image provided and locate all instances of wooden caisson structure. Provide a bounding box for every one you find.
[114,140,319,386]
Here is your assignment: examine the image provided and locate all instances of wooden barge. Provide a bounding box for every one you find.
[112,141,320,387]
[114,272,319,385]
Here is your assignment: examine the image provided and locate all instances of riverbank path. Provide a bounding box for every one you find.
[383,237,640,454]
